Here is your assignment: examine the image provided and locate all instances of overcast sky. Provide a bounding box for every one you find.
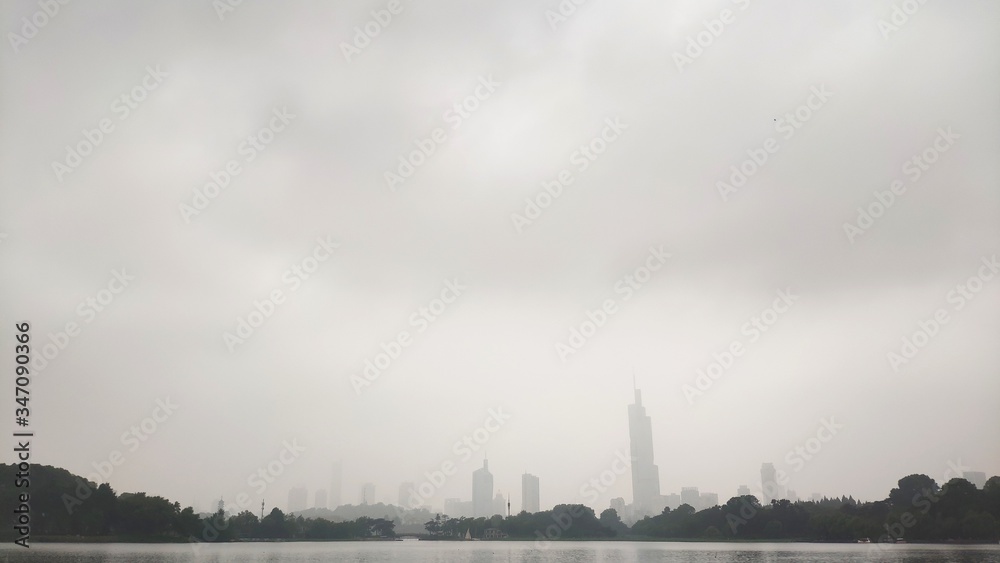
[1,0,998,515]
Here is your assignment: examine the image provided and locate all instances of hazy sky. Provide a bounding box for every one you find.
[1,0,998,515]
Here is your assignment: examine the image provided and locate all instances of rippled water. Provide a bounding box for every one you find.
[2,541,999,562]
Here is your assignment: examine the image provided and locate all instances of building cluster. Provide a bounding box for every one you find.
[280,391,993,521]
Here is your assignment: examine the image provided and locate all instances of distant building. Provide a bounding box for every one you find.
[314,489,328,509]
[811,492,822,502]
[288,487,308,513]
[610,497,626,516]
[964,471,987,489]
[398,482,415,507]
[493,492,507,517]
[472,459,494,517]
[445,497,472,518]
[664,493,681,510]
[522,473,540,513]
[681,487,700,510]
[360,483,375,505]
[737,485,751,497]
[628,383,662,517]
[787,489,799,502]
[700,492,718,508]
[330,461,342,509]
[761,463,778,504]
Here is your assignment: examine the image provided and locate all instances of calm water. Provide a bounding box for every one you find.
[1,542,998,562]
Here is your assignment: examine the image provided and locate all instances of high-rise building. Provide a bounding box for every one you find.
[522,473,540,513]
[610,497,626,515]
[445,498,473,518]
[760,463,778,504]
[288,487,308,513]
[398,482,415,508]
[700,492,718,508]
[472,458,494,517]
[681,487,700,510]
[493,492,507,516]
[314,489,328,509]
[360,483,375,505]
[330,461,342,509]
[964,471,987,489]
[628,383,661,517]
[737,485,751,497]
[664,493,681,510]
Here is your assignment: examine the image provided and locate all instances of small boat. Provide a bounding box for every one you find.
[856,538,870,543]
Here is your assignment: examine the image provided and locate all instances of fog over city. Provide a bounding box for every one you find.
[0,0,997,517]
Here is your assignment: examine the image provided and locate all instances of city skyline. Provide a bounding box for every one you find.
[2,0,997,525]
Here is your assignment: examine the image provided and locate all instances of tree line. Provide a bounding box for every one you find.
[2,464,997,543]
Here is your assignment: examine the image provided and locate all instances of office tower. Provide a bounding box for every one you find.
[681,487,700,510]
[964,471,987,489]
[493,492,506,516]
[398,482,416,507]
[760,463,778,504]
[330,461,342,509]
[737,485,751,497]
[522,473,540,513]
[314,489,328,509]
[700,492,718,508]
[288,487,307,513]
[360,483,375,505]
[472,458,494,517]
[444,498,463,517]
[628,382,661,517]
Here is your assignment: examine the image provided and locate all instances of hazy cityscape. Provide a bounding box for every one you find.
[1,0,998,560]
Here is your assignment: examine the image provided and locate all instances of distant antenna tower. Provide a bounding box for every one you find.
[260,499,265,520]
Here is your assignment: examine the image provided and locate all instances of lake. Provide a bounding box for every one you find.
[1,541,998,562]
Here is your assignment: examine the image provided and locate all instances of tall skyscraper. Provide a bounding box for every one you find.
[398,482,415,507]
[314,489,328,509]
[761,463,778,504]
[330,461,342,509]
[288,487,308,513]
[522,473,540,513]
[628,382,661,516]
[472,458,494,517]
[360,483,375,505]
